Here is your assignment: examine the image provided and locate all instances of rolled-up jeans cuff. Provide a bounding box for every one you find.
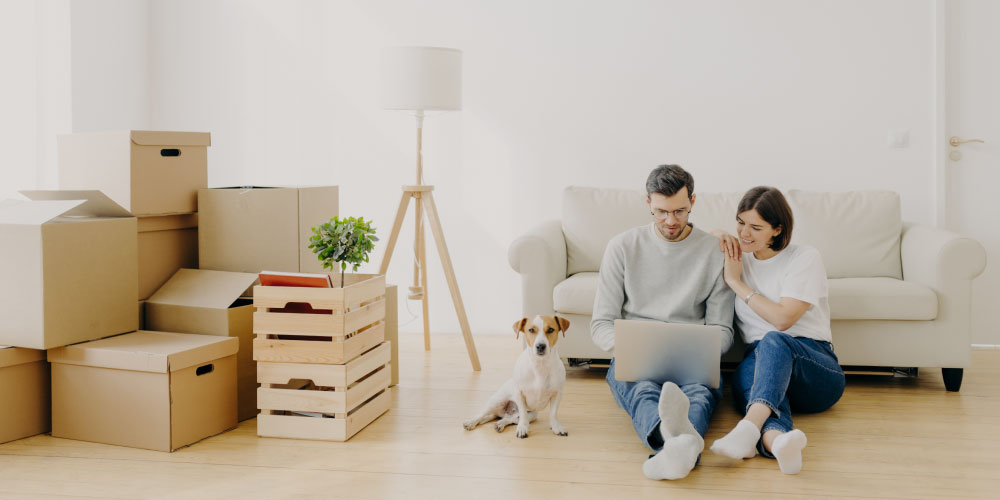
[747,398,781,419]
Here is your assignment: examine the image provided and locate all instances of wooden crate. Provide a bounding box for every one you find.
[257,342,391,441]
[253,274,386,365]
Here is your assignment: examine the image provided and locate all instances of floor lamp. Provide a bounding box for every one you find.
[379,46,481,371]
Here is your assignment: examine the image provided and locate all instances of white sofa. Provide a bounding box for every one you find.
[508,187,986,391]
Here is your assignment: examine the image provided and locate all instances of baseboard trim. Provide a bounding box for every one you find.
[972,344,999,350]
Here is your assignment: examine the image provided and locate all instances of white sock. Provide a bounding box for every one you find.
[643,382,702,480]
[642,433,704,480]
[658,382,697,438]
[710,420,760,459]
[772,429,807,475]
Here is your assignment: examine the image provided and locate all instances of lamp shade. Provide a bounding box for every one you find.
[380,46,462,111]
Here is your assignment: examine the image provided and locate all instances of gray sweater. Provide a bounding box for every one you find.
[590,223,735,353]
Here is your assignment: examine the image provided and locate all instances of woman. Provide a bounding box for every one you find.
[708,186,845,475]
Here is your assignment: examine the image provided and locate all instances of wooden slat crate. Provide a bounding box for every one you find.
[253,274,386,365]
[256,342,391,441]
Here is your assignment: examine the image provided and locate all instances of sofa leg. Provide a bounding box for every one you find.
[942,368,964,392]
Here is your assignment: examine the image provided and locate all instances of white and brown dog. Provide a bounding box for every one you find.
[462,315,570,438]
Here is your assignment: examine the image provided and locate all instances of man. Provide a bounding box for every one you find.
[591,164,735,480]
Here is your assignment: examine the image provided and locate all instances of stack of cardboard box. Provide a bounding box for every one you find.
[253,274,392,441]
[0,131,238,450]
[0,130,398,450]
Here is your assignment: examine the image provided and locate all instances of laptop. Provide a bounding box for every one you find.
[613,319,722,388]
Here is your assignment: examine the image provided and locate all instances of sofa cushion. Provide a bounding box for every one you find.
[787,190,902,279]
[553,274,936,321]
[828,277,936,321]
[562,188,649,275]
[553,272,599,315]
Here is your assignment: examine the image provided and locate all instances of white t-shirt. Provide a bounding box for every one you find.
[735,244,833,343]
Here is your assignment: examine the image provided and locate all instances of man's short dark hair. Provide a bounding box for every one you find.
[737,186,794,251]
[646,165,694,199]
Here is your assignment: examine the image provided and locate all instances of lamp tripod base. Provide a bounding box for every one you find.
[378,185,481,371]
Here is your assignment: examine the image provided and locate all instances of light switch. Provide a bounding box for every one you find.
[888,130,910,148]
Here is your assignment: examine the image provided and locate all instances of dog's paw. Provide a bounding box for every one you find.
[516,425,529,439]
[551,426,568,437]
[462,420,478,431]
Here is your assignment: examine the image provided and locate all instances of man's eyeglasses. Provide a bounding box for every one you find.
[650,208,691,221]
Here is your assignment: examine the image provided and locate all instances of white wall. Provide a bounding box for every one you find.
[147,0,939,335]
[70,0,151,133]
[0,1,42,201]
[0,0,147,199]
[35,0,73,193]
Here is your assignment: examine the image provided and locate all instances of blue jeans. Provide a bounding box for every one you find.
[732,331,845,457]
[606,359,722,452]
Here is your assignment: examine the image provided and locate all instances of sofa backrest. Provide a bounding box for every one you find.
[785,190,902,279]
[561,186,902,279]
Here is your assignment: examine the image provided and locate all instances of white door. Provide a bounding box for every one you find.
[946,0,999,345]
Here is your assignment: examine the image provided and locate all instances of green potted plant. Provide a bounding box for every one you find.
[309,216,379,287]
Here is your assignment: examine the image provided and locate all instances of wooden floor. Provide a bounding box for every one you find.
[1,334,999,500]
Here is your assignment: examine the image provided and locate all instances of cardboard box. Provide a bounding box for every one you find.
[0,191,138,349]
[48,331,238,452]
[137,214,198,300]
[0,346,51,444]
[145,269,259,421]
[58,131,211,216]
[198,186,338,274]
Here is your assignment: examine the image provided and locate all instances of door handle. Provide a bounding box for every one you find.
[949,136,985,147]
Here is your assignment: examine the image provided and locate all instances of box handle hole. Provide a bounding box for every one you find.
[160,148,181,157]
[196,364,214,376]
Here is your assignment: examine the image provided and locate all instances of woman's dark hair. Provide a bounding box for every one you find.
[646,165,694,199]
[737,186,793,251]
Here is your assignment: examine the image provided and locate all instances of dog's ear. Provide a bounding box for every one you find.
[554,316,570,337]
[512,318,528,339]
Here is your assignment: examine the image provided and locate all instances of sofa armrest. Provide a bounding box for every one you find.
[508,219,567,315]
[901,223,986,290]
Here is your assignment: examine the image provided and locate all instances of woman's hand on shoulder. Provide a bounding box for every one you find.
[710,229,741,261]
[723,252,743,289]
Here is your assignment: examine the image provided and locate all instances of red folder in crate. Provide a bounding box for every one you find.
[258,271,333,288]
[258,271,333,315]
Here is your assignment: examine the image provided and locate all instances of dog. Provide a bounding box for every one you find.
[462,315,570,438]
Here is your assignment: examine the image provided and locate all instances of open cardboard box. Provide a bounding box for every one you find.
[0,191,138,349]
[198,186,338,274]
[0,346,50,444]
[48,331,238,452]
[145,269,259,421]
[57,131,210,217]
